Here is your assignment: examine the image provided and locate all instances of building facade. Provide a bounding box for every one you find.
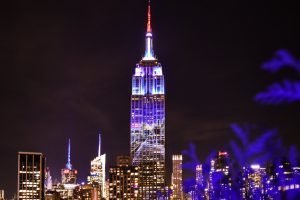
[130,1,166,198]
[73,183,100,200]
[171,155,183,200]
[0,190,5,200]
[87,134,106,199]
[208,151,232,200]
[61,139,78,185]
[241,164,266,199]
[108,156,139,199]
[45,167,53,191]
[17,152,45,200]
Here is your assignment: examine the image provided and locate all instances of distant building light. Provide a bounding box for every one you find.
[250,164,260,170]
[218,151,228,156]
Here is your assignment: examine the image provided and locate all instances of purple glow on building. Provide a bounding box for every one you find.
[130,1,166,198]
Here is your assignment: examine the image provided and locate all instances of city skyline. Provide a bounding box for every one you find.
[1,0,300,197]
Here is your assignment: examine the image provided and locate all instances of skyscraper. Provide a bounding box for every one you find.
[87,134,106,199]
[0,190,4,200]
[130,0,165,198]
[241,164,266,199]
[45,167,53,191]
[17,152,45,200]
[195,164,205,199]
[61,139,78,185]
[108,156,139,200]
[209,151,232,199]
[171,155,183,200]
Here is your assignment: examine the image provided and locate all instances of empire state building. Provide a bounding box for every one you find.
[130,1,166,198]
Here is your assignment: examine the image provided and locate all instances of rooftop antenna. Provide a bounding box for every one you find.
[147,0,152,33]
[98,133,101,157]
[143,0,155,60]
[66,138,72,170]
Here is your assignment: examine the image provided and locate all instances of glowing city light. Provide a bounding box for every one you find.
[250,164,260,170]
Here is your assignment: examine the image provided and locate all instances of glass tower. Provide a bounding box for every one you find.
[17,152,45,200]
[87,134,106,198]
[172,155,183,200]
[130,1,165,198]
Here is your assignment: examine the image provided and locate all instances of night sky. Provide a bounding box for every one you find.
[1,0,300,197]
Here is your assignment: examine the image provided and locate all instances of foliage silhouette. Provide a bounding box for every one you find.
[255,49,300,104]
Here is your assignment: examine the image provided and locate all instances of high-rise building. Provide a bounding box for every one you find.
[195,164,204,189]
[130,1,165,198]
[45,190,60,200]
[45,167,53,191]
[17,152,45,200]
[61,139,78,185]
[73,182,100,200]
[195,164,205,199]
[208,151,232,199]
[241,164,266,199]
[108,156,139,199]
[87,134,106,199]
[0,190,5,200]
[171,155,183,200]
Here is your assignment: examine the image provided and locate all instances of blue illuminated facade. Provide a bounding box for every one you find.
[183,148,300,200]
[130,1,166,199]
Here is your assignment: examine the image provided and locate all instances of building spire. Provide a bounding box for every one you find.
[147,0,152,33]
[98,133,101,157]
[66,138,72,170]
[143,0,155,60]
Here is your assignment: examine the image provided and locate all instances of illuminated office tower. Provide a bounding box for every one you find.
[87,134,106,199]
[17,152,45,200]
[73,183,100,200]
[241,164,266,200]
[130,0,165,198]
[196,164,204,189]
[108,156,139,199]
[209,151,232,199]
[61,139,78,185]
[0,190,4,200]
[45,167,53,190]
[277,160,296,192]
[195,164,205,199]
[171,155,183,200]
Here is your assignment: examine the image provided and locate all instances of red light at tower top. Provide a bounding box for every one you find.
[63,169,77,175]
[147,0,152,33]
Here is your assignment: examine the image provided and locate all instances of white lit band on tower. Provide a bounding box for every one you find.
[130,0,166,199]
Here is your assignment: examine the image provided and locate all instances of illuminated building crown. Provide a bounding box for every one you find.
[143,0,155,60]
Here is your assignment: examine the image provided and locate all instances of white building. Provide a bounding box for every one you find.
[87,134,106,199]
